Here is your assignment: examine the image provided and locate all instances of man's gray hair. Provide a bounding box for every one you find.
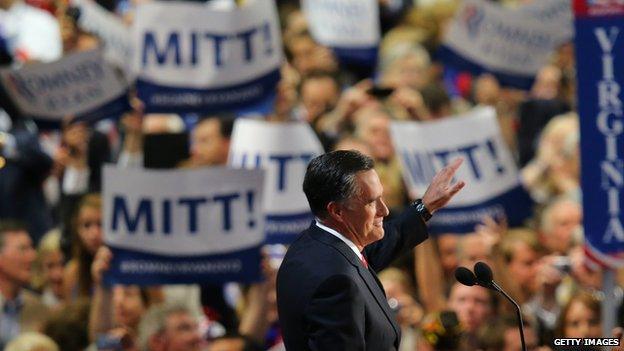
[137,303,195,351]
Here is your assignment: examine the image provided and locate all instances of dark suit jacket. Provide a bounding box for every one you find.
[277,206,428,351]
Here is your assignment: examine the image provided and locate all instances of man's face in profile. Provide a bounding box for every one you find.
[338,169,390,248]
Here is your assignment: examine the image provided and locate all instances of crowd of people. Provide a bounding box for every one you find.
[1,0,623,350]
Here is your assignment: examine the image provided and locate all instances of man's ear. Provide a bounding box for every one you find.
[326,201,343,223]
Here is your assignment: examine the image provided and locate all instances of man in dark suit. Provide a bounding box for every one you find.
[277,150,464,350]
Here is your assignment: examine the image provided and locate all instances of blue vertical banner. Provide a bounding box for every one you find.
[132,0,283,114]
[575,0,624,269]
[301,0,379,68]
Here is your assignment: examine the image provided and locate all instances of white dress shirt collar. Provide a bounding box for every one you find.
[315,220,363,261]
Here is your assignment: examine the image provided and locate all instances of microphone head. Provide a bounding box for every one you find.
[474,261,493,283]
[454,266,477,286]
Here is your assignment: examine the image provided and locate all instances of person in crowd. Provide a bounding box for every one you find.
[42,298,90,351]
[498,228,542,304]
[57,120,111,254]
[137,303,204,351]
[32,229,65,307]
[332,135,373,157]
[5,332,59,351]
[447,281,497,350]
[522,112,580,203]
[182,116,235,168]
[517,67,571,167]
[477,314,543,351]
[354,107,409,213]
[296,70,341,126]
[379,44,431,91]
[378,267,423,351]
[284,32,338,77]
[0,220,49,349]
[555,291,602,339]
[421,82,453,119]
[89,246,160,350]
[537,196,582,256]
[0,117,54,244]
[63,193,103,299]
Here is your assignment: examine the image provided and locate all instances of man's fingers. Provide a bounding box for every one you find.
[447,180,465,197]
[438,157,464,181]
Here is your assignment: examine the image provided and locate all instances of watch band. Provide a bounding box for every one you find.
[412,199,432,222]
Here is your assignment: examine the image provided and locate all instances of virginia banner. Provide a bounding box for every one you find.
[103,165,265,285]
[574,0,624,269]
[301,0,379,67]
[391,107,533,234]
[439,0,572,89]
[133,0,282,114]
[228,119,323,244]
[0,49,129,124]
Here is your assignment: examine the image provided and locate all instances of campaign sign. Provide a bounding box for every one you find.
[103,165,265,285]
[228,119,324,244]
[574,0,624,268]
[301,0,379,67]
[133,0,282,114]
[439,0,572,89]
[0,49,129,124]
[391,107,533,234]
[71,0,134,79]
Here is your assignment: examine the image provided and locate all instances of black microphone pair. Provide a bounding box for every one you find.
[454,261,527,351]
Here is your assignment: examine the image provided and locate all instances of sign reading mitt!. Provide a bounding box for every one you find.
[133,0,282,114]
[391,107,533,234]
[103,165,265,285]
[229,119,323,244]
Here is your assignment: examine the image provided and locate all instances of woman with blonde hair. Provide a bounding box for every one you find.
[32,229,65,307]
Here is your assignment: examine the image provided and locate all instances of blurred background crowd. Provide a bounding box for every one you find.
[0,0,623,350]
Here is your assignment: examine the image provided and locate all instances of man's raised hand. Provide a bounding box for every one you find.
[422,158,465,213]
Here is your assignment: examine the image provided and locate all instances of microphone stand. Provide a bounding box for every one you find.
[490,280,527,351]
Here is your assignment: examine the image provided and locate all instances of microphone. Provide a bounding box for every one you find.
[454,266,477,287]
[472,261,527,351]
[474,261,494,289]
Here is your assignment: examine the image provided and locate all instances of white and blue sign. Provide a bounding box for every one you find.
[301,0,379,67]
[228,119,324,244]
[132,0,282,114]
[71,0,134,79]
[575,2,624,268]
[439,0,572,89]
[391,107,533,234]
[0,49,129,125]
[103,165,265,285]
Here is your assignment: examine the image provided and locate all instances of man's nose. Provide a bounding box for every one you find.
[378,198,390,217]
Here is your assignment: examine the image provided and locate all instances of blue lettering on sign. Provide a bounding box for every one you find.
[231,152,316,192]
[112,196,154,233]
[401,138,507,184]
[141,21,273,68]
[111,191,257,234]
